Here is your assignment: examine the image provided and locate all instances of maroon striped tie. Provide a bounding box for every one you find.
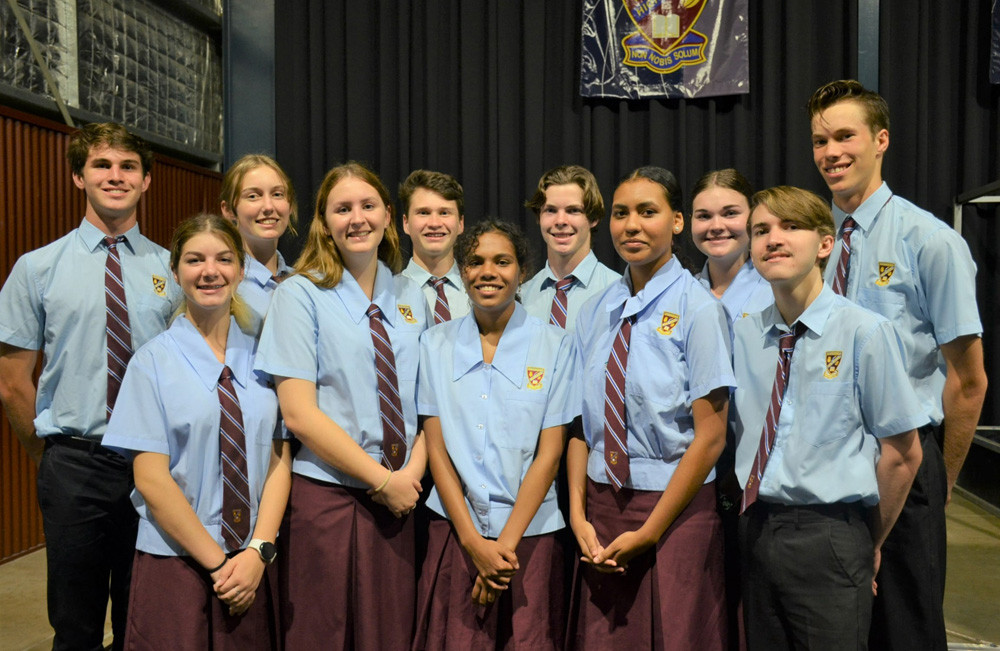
[368,304,407,470]
[218,366,251,551]
[103,236,132,420]
[831,216,856,296]
[549,276,575,329]
[428,277,451,324]
[603,315,634,490]
[741,323,806,513]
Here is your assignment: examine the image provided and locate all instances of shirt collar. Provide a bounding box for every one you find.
[245,251,292,288]
[759,283,836,341]
[605,256,684,321]
[336,261,400,328]
[170,315,255,392]
[79,218,141,254]
[541,250,601,289]
[404,258,464,290]
[452,302,530,386]
[832,181,891,233]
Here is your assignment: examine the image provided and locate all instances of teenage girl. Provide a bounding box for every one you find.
[690,169,772,323]
[220,154,298,336]
[104,214,291,648]
[255,162,429,648]
[413,220,576,649]
[568,167,734,649]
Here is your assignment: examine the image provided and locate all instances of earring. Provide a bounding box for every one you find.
[673,226,681,233]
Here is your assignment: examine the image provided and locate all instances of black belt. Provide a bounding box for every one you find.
[750,500,868,522]
[45,434,118,456]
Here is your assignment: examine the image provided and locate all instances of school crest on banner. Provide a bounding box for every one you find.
[581,0,749,99]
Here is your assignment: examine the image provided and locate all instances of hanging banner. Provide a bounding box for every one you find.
[581,0,749,99]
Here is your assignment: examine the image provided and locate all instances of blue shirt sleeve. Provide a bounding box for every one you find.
[0,255,44,349]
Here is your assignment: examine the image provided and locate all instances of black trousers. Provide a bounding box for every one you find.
[740,502,873,651]
[38,439,138,651]
[869,424,948,651]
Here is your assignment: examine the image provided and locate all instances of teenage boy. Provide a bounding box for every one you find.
[809,79,987,649]
[733,186,924,650]
[399,169,468,323]
[522,165,619,330]
[0,123,177,650]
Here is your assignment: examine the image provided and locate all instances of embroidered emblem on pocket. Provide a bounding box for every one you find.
[152,275,167,297]
[398,305,417,324]
[656,311,680,336]
[876,262,895,287]
[527,367,545,390]
[824,351,843,379]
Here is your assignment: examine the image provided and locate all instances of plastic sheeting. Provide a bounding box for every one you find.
[1,0,222,153]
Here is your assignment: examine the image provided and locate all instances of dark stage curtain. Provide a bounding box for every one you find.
[274,0,1000,421]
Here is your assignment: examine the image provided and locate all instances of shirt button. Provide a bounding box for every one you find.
[481,394,488,399]
[477,424,484,430]
[480,483,487,489]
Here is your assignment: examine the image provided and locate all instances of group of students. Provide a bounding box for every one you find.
[0,79,986,651]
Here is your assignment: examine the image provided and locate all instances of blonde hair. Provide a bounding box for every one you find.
[220,154,298,236]
[294,162,402,288]
[169,213,252,331]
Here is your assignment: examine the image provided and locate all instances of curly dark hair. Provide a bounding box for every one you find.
[454,218,533,280]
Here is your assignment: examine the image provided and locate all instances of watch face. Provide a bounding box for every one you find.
[260,541,277,562]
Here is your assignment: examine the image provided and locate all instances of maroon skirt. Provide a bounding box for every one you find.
[413,517,565,650]
[567,480,727,650]
[280,474,416,650]
[125,551,278,650]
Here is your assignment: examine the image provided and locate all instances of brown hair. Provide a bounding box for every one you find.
[294,162,402,288]
[690,168,753,211]
[67,122,154,176]
[750,186,835,271]
[525,165,605,229]
[169,213,252,331]
[220,154,298,236]
[807,79,890,135]
[398,169,464,217]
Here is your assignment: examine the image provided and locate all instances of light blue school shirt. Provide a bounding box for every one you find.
[733,285,928,507]
[416,304,578,538]
[255,262,429,486]
[400,258,470,320]
[102,315,282,555]
[520,251,620,331]
[0,219,177,439]
[239,250,292,338]
[823,183,982,425]
[575,257,736,492]
[696,259,774,325]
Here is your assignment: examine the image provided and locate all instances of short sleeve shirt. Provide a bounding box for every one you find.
[520,251,620,331]
[400,258,470,321]
[238,251,292,338]
[732,285,928,506]
[255,262,429,486]
[0,219,178,438]
[823,183,982,425]
[575,257,736,491]
[695,258,774,325]
[417,304,578,538]
[102,315,283,555]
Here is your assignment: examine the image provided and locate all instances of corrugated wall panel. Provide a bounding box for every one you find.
[0,106,222,563]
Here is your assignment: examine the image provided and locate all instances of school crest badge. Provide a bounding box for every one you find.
[152,275,167,297]
[232,508,243,524]
[621,0,709,75]
[609,451,619,465]
[876,262,895,287]
[397,305,418,324]
[824,351,842,379]
[656,311,680,336]
[527,367,545,390]
[391,443,400,458]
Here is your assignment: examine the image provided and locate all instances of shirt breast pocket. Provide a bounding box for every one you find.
[858,287,905,322]
[801,381,854,448]
[500,393,547,452]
